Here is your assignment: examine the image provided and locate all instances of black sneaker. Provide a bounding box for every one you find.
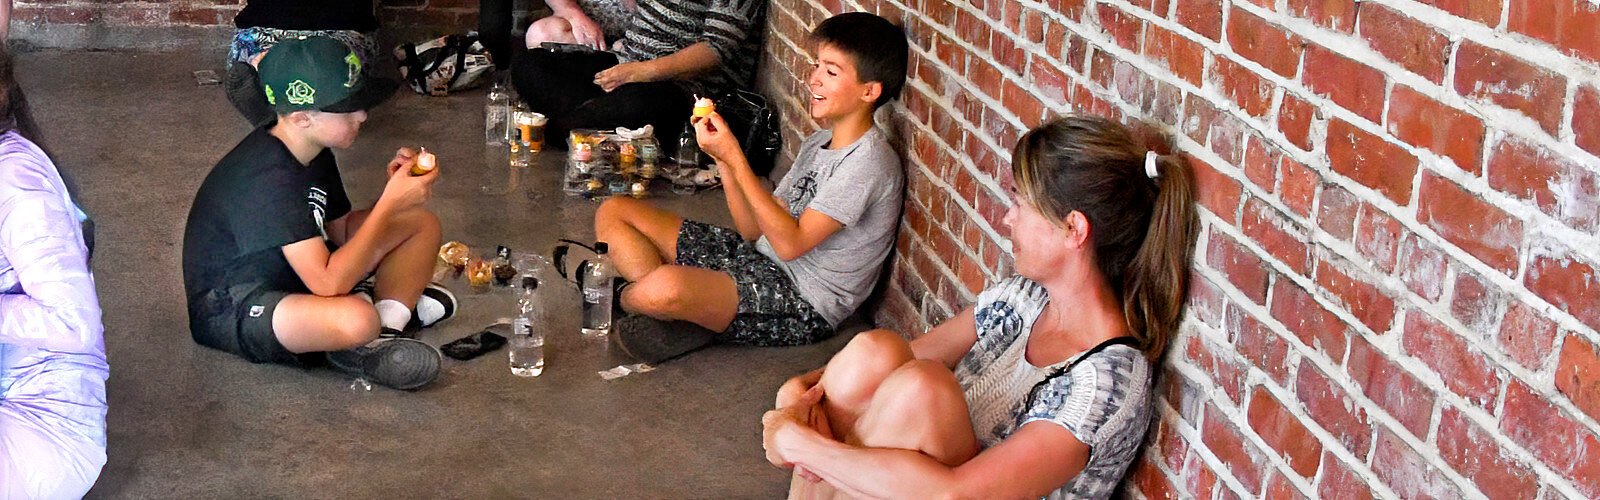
[407,282,457,331]
[613,314,718,365]
[325,338,442,391]
[378,326,414,340]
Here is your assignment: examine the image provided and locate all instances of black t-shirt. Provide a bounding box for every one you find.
[235,0,379,32]
[182,124,352,319]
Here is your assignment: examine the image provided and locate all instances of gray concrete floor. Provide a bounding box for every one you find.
[22,49,856,497]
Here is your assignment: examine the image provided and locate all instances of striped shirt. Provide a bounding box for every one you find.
[617,0,765,98]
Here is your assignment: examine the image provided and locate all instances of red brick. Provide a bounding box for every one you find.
[1173,0,1223,41]
[1186,336,1247,404]
[1227,7,1303,78]
[1371,427,1462,498]
[991,32,1028,76]
[1143,24,1205,85]
[1501,381,1600,496]
[1246,387,1323,477]
[1487,137,1600,233]
[1403,312,1501,408]
[1354,204,1403,273]
[1397,235,1448,301]
[1316,454,1376,500]
[1129,458,1178,500]
[1278,157,1318,216]
[1264,472,1306,500]
[1290,0,1358,32]
[1201,404,1264,495]
[1453,41,1566,134]
[1304,45,1387,122]
[1326,119,1417,204]
[1028,56,1070,107]
[1417,172,1524,276]
[1098,4,1144,53]
[1437,406,1541,499]
[1242,198,1310,275]
[1418,0,1504,24]
[1205,111,1250,167]
[169,7,233,25]
[1270,281,1349,358]
[1245,139,1278,193]
[1001,80,1045,127]
[1043,0,1090,20]
[1278,92,1314,151]
[1578,85,1600,158]
[1507,0,1600,64]
[1213,56,1274,117]
[1164,369,1207,423]
[1386,85,1486,175]
[1557,335,1600,424]
[1527,248,1600,329]
[1316,260,1397,333]
[1230,305,1292,384]
[1316,182,1359,241]
[1497,302,1560,370]
[1184,451,1221,497]
[1347,335,1435,436]
[1189,153,1242,221]
[1449,270,1506,335]
[1296,364,1372,457]
[1207,231,1271,303]
[1149,80,1185,126]
[1358,4,1450,82]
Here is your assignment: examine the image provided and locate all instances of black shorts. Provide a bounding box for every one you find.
[189,282,320,366]
[675,220,834,346]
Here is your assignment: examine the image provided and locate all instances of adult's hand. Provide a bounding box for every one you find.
[762,385,824,469]
[593,61,655,92]
[563,11,606,50]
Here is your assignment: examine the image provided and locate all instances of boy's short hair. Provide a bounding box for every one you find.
[811,12,909,109]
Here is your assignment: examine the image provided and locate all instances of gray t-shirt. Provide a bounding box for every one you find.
[756,128,903,326]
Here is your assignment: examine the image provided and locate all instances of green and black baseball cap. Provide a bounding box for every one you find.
[258,36,398,114]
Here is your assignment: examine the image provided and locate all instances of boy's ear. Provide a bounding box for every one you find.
[282,111,313,128]
[860,81,882,105]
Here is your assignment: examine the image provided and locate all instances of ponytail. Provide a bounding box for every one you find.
[1121,154,1198,358]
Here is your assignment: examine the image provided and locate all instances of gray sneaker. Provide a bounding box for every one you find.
[613,314,718,365]
[326,338,442,391]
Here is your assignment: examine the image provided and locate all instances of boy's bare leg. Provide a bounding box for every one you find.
[272,295,383,353]
[594,197,684,281]
[342,207,443,308]
[621,265,738,332]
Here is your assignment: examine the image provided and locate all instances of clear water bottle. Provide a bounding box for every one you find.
[580,242,615,337]
[509,276,545,376]
[485,81,512,145]
[675,121,701,169]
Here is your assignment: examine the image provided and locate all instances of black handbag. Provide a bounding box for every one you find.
[713,88,782,177]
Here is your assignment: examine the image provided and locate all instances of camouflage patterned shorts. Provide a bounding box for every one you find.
[675,220,833,346]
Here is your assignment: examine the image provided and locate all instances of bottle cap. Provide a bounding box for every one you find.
[520,276,538,290]
[594,242,609,254]
[497,245,511,259]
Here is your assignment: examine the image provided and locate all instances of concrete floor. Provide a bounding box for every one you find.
[23,49,858,497]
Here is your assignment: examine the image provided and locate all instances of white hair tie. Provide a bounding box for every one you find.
[1144,151,1160,179]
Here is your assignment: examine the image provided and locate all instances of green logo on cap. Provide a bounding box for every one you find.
[345,53,362,88]
[264,84,276,105]
[286,80,316,106]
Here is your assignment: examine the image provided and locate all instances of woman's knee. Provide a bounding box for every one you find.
[823,330,913,385]
[525,16,573,47]
[858,361,976,463]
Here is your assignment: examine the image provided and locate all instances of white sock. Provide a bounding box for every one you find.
[374,299,411,331]
[416,296,446,326]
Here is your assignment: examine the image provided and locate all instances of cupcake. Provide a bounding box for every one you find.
[691,97,715,120]
[411,148,437,176]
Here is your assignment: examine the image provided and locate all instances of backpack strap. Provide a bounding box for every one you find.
[443,34,472,90]
[1023,336,1140,408]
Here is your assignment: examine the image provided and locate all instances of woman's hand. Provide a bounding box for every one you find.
[763,385,824,469]
[563,12,607,50]
[593,61,655,92]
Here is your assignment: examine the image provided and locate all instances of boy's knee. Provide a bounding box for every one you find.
[328,298,381,349]
[595,196,642,226]
[626,271,690,315]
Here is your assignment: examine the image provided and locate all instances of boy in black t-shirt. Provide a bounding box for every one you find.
[184,37,451,390]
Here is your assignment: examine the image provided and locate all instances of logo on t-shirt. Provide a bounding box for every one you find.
[308,187,330,240]
[788,173,819,216]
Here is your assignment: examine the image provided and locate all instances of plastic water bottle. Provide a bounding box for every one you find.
[580,242,615,337]
[485,81,512,144]
[509,276,545,376]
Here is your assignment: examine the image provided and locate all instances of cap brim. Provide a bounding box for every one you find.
[321,76,399,113]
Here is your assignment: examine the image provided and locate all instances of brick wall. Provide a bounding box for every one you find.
[761,0,1600,497]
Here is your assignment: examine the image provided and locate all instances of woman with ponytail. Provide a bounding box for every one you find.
[0,46,109,497]
[762,115,1198,499]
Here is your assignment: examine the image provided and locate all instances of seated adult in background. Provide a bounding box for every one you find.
[524,0,637,51]
[224,0,383,126]
[510,0,764,148]
[761,116,1199,499]
[0,46,108,497]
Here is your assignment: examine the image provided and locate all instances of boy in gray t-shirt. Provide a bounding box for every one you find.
[592,13,909,363]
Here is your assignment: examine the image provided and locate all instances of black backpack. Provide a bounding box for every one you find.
[713,88,782,178]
